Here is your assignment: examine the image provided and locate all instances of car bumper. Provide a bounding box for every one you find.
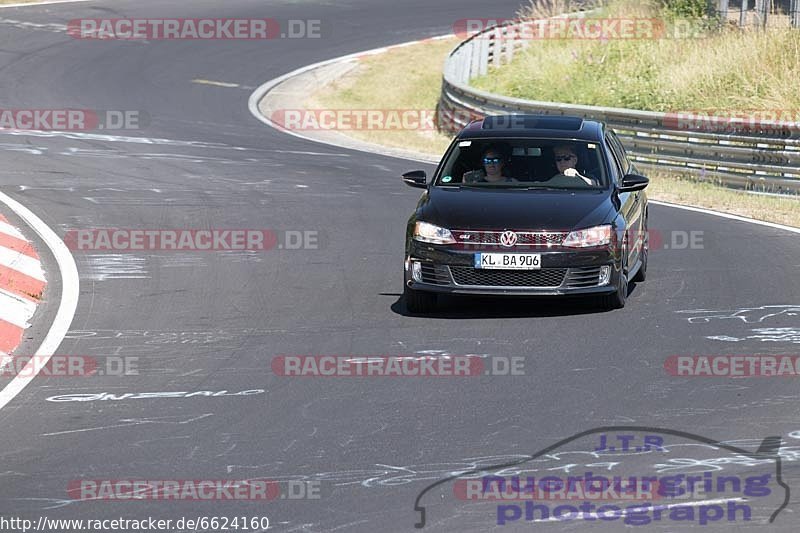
[405,241,620,296]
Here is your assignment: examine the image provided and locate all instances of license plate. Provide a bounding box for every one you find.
[475,253,541,270]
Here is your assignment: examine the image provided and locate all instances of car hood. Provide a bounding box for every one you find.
[419,187,615,231]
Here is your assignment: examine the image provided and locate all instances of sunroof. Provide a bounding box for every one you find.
[481,115,584,131]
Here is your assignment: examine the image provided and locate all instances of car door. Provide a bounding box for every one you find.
[609,131,647,258]
[605,132,642,270]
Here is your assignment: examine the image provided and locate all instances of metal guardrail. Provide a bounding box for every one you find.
[437,18,800,194]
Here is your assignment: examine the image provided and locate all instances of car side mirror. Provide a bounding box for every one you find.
[619,173,649,192]
[402,170,428,189]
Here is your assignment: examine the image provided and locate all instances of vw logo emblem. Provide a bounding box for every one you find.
[500,231,518,247]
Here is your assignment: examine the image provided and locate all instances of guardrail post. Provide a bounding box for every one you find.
[492,32,502,68]
[465,43,476,82]
[717,0,729,21]
[478,35,490,77]
[792,0,800,28]
[453,56,462,85]
[754,0,768,27]
[739,0,749,26]
[505,37,515,64]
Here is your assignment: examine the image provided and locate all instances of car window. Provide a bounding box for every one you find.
[605,134,626,180]
[435,138,608,190]
[607,131,631,175]
[604,143,622,185]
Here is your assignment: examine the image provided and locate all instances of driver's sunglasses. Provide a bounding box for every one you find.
[555,154,576,162]
[483,157,502,165]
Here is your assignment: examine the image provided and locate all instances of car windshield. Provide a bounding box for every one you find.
[435,138,608,189]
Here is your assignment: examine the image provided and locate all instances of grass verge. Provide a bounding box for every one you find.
[474,0,800,112]
[310,38,457,156]
[310,29,800,228]
[647,172,800,227]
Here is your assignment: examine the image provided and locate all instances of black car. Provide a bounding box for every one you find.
[402,114,649,313]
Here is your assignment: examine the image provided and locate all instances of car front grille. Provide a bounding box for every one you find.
[453,231,567,247]
[449,266,567,287]
[565,266,603,288]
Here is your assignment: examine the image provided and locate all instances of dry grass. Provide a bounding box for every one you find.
[474,1,800,112]
[310,38,456,155]
[647,172,800,227]
[518,0,598,19]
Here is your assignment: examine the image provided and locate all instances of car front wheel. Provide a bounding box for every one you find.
[632,219,648,283]
[600,240,628,310]
[404,284,437,314]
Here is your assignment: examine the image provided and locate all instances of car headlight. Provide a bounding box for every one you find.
[562,224,612,248]
[413,221,456,245]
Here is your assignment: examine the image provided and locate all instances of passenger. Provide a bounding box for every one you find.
[463,146,517,183]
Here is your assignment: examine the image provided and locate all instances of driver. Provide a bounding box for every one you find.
[553,144,597,185]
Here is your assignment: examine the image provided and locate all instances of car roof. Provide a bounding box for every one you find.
[457,114,605,142]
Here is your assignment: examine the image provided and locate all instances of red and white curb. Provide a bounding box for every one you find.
[0,213,46,363]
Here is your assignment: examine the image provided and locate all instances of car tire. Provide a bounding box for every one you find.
[404,284,437,314]
[632,220,648,283]
[600,239,628,310]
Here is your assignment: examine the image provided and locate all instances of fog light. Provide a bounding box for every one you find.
[599,265,612,285]
[412,261,422,282]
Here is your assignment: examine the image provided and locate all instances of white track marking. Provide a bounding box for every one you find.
[0,0,97,9]
[0,16,66,31]
[650,200,800,234]
[0,191,79,411]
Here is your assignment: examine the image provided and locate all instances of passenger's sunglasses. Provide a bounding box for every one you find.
[555,154,576,162]
[483,157,502,165]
